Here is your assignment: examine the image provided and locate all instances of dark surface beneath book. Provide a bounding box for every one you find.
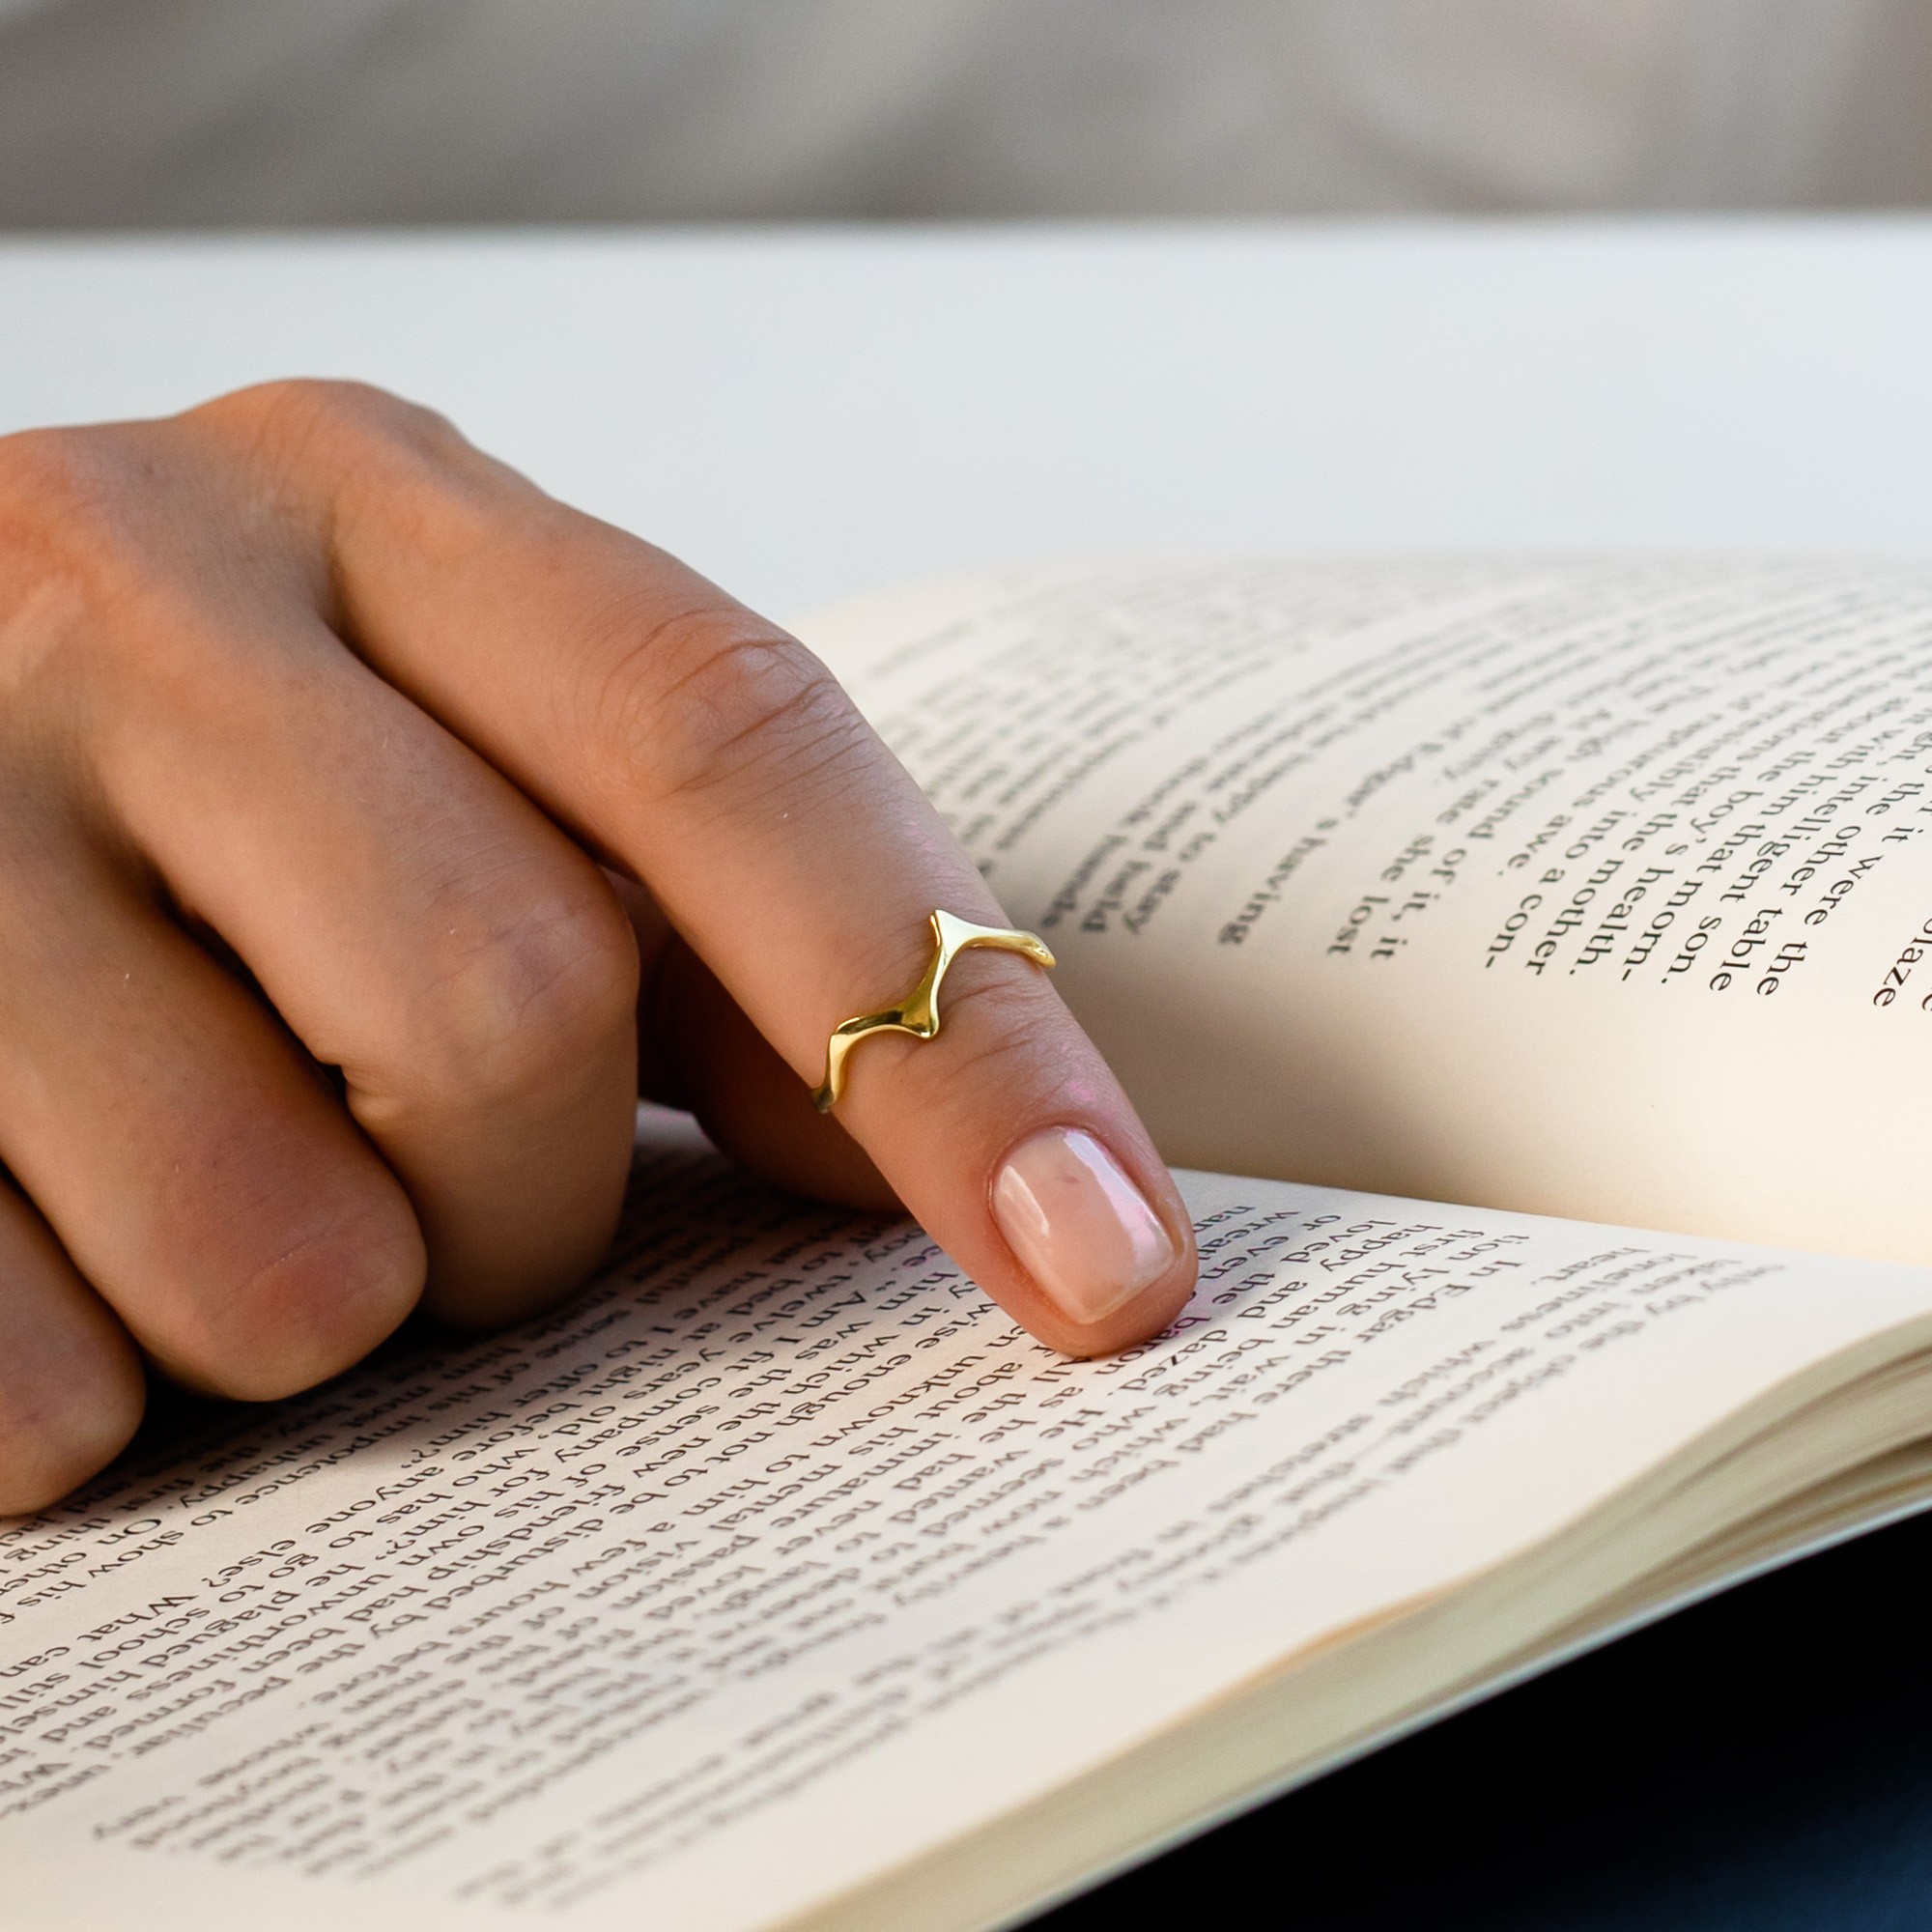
[1034,1511,1932,1932]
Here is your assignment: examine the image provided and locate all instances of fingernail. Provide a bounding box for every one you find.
[992,1125,1178,1325]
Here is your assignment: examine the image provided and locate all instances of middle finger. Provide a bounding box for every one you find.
[95,602,641,1326]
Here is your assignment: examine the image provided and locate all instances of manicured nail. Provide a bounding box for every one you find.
[992,1125,1177,1324]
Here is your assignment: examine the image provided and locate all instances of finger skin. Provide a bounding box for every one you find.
[185,382,1198,1353]
[90,593,639,1330]
[0,1177,144,1517]
[0,812,424,1400]
[611,856,897,1211]
[646,932,898,1214]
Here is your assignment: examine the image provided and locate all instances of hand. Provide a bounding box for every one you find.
[0,381,1196,1512]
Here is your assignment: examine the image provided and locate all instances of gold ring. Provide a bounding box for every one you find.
[811,910,1056,1113]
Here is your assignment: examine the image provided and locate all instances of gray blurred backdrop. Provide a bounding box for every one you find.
[1,0,1928,226]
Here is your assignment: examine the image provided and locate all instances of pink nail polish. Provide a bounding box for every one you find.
[991,1126,1177,1325]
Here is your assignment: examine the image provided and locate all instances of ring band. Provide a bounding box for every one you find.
[811,909,1056,1113]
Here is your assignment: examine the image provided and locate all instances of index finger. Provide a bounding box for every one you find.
[203,383,1196,1352]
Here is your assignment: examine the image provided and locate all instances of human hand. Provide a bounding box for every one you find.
[0,381,1196,1511]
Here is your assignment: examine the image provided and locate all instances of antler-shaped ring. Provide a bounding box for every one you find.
[811,910,1056,1113]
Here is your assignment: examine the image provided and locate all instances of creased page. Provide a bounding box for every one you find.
[6,1120,1932,1932]
[804,556,1932,1262]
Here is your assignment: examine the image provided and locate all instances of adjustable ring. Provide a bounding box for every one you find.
[811,909,1056,1113]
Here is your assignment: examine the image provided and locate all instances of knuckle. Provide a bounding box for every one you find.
[0,426,177,691]
[605,609,873,808]
[189,379,478,522]
[0,422,113,519]
[394,874,640,1116]
[0,414,315,696]
[0,424,149,573]
[197,377,456,458]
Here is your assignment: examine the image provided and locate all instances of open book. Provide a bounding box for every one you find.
[11,554,1932,1932]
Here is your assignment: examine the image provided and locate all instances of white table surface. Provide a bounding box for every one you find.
[2,218,1929,617]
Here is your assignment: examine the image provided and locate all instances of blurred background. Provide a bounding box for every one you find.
[3,0,1930,228]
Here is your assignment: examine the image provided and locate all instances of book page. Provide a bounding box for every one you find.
[6,1117,1932,1932]
[803,556,1932,1263]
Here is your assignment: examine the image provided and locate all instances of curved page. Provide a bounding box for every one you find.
[804,555,1932,1263]
[6,1122,1932,1932]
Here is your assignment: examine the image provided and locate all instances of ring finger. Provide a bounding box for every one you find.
[0,811,425,1398]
